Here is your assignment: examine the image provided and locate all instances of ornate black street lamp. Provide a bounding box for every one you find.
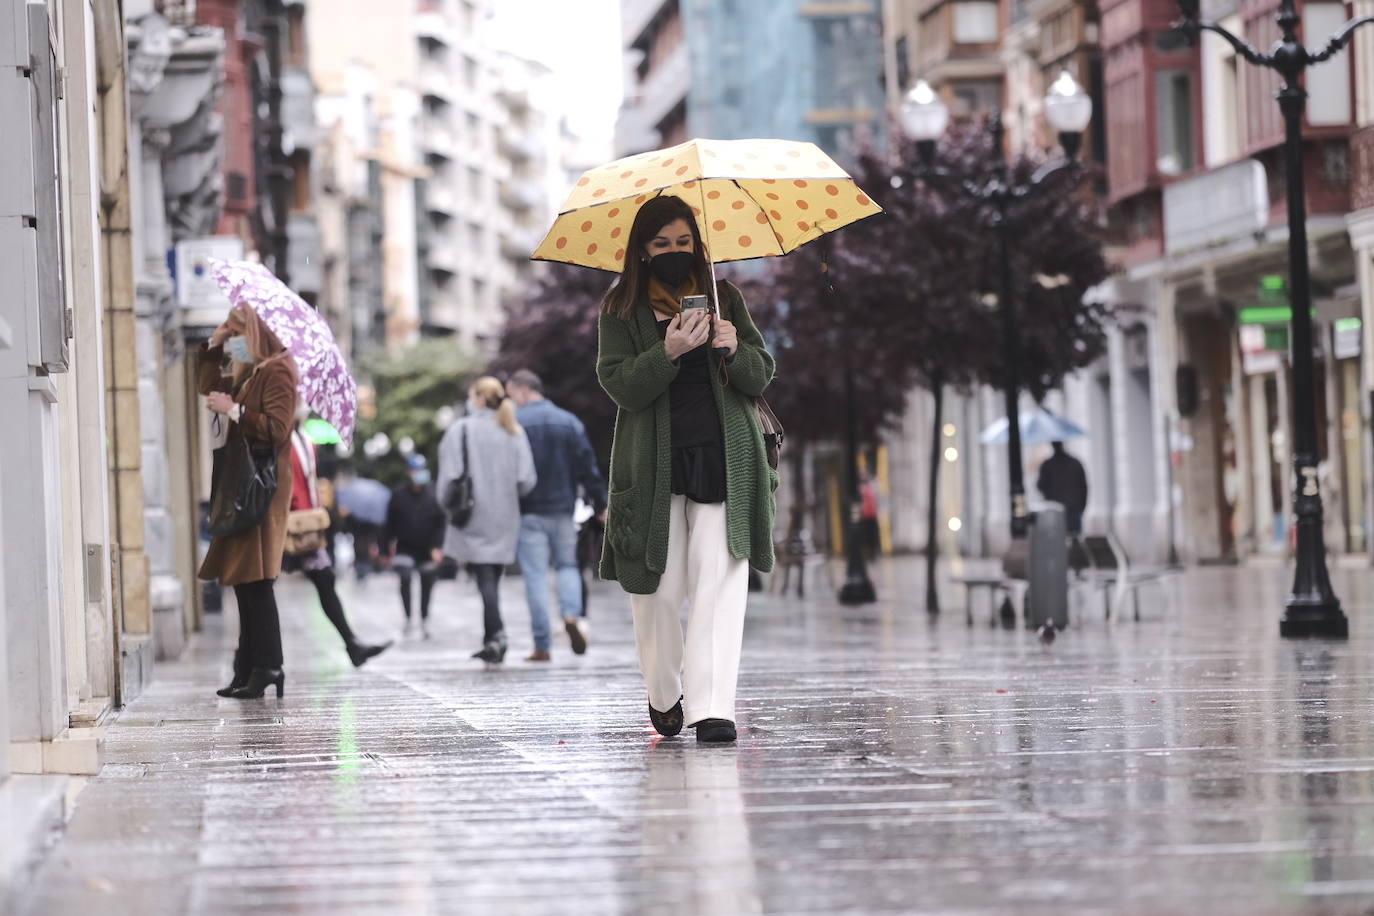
[1173,0,1371,639]
[901,75,1093,546]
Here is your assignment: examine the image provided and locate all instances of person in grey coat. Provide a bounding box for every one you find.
[437,375,537,663]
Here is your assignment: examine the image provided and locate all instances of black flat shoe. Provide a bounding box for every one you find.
[227,667,285,699]
[649,697,684,737]
[216,672,248,698]
[471,632,508,663]
[347,640,392,668]
[691,718,737,743]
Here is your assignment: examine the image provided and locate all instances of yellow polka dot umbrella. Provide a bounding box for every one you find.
[533,138,882,273]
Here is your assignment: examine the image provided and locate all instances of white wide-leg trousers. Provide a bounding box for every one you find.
[630,495,750,725]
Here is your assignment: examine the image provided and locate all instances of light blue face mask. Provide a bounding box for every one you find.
[225,335,252,364]
[411,469,432,487]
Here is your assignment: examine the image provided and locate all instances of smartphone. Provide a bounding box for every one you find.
[681,294,710,317]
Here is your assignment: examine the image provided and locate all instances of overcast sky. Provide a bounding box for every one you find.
[489,0,624,162]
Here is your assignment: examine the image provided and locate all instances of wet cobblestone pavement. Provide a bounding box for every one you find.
[15,559,1374,914]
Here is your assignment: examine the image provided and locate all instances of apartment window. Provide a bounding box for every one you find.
[953,1,999,44]
[473,277,487,307]
[467,166,482,196]
[463,55,479,89]
[466,111,481,141]
[952,79,1002,116]
[1156,69,1195,176]
[468,221,483,251]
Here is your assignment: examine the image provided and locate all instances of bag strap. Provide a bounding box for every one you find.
[461,423,469,474]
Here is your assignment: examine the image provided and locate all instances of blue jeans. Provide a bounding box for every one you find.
[517,514,583,651]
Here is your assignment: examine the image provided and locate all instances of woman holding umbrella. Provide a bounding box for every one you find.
[200,304,299,699]
[596,195,777,744]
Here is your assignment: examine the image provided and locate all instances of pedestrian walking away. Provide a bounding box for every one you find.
[508,368,608,661]
[437,376,538,664]
[283,414,391,667]
[597,196,778,744]
[1037,441,1089,536]
[198,304,299,700]
[384,454,448,639]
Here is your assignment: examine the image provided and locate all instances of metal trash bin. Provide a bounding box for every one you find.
[1026,502,1069,633]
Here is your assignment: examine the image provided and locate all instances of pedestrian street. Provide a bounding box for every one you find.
[14,559,1374,915]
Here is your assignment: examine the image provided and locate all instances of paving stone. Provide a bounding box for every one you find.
[13,561,1374,914]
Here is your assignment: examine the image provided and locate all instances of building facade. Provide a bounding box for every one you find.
[1,0,188,881]
[616,0,688,155]
[682,0,886,160]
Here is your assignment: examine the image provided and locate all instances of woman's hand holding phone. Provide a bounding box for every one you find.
[665,310,711,360]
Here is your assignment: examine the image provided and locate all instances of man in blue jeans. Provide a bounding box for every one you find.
[508,369,607,661]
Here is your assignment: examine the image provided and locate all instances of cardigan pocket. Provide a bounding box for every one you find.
[606,485,645,561]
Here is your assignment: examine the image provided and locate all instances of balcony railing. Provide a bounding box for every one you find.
[427,240,461,276]
[499,181,543,213]
[500,226,543,261]
[420,63,453,104]
[415,10,453,47]
[498,125,541,163]
[424,123,457,160]
[1162,158,1269,255]
[424,184,456,218]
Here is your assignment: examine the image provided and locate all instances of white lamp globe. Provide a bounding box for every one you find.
[900,80,950,142]
[1044,71,1092,134]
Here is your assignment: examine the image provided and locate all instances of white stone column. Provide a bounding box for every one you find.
[0,0,72,764]
[1350,208,1374,562]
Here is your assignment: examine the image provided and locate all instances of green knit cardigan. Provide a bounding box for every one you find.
[596,280,778,595]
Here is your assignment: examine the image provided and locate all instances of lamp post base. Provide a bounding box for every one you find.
[839,569,877,605]
[1279,599,1349,639]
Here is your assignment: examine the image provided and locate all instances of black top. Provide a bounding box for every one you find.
[384,484,447,559]
[657,319,726,503]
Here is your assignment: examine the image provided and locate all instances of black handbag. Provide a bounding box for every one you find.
[207,436,278,538]
[442,425,475,528]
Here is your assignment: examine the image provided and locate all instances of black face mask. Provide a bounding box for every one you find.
[648,250,695,287]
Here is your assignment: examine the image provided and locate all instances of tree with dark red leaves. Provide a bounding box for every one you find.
[760,120,1111,610]
[493,263,619,465]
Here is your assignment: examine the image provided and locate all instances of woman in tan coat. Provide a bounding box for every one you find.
[199,303,300,699]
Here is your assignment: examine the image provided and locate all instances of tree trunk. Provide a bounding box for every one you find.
[926,377,944,614]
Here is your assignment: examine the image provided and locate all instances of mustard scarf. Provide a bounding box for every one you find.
[647,275,701,318]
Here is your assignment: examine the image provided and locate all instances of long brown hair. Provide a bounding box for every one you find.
[470,376,520,436]
[601,195,712,319]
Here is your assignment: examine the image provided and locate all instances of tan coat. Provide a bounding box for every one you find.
[197,338,300,586]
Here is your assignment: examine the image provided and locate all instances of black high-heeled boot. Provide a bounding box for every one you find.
[227,667,285,699]
[217,652,249,697]
[216,670,249,698]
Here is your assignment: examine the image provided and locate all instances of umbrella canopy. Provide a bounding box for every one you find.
[303,417,342,445]
[533,138,882,272]
[980,408,1086,445]
[335,477,390,526]
[208,258,358,447]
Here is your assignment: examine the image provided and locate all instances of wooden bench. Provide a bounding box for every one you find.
[1075,534,1171,621]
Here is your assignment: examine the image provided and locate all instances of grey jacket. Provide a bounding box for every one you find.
[437,409,537,564]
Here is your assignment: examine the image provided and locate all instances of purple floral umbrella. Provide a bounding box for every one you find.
[208,258,358,446]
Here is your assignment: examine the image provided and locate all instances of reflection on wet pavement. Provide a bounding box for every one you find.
[14,561,1374,914]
